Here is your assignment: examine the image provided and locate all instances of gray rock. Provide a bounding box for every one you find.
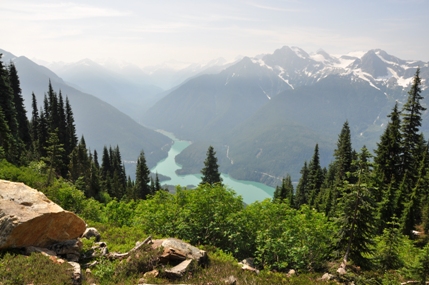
[165,259,193,278]
[82,227,101,242]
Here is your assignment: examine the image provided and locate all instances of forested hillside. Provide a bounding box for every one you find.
[0,49,172,170]
[2,49,429,284]
[144,47,429,186]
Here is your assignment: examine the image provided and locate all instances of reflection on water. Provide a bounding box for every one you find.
[151,130,274,204]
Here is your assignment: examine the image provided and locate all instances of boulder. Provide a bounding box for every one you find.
[82,227,101,242]
[0,180,86,249]
[49,239,82,262]
[238,258,259,274]
[320,273,334,281]
[152,238,207,264]
[165,259,193,278]
[336,267,347,275]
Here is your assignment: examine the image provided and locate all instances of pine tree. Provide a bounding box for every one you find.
[65,97,77,153]
[307,144,324,207]
[0,55,19,138]
[334,121,353,183]
[0,107,14,160]
[336,146,377,269]
[43,128,65,185]
[374,102,402,189]
[400,68,425,178]
[295,161,309,208]
[200,146,222,186]
[272,174,294,207]
[109,146,127,199]
[134,150,151,199]
[0,55,19,162]
[30,93,40,158]
[8,62,31,149]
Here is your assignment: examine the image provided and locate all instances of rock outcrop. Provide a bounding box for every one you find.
[0,179,86,249]
[152,238,208,265]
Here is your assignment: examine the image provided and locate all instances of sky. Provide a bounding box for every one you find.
[1,0,428,68]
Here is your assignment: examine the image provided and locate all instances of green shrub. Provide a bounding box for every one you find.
[0,251,73,285]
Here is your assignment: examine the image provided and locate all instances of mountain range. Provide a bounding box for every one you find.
[0,49,171,173]
[142,46,429,184]
[2,46,428,186]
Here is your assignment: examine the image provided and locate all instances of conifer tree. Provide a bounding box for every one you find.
[273,174,294,207]
[334,121,353,183]
[30,93,40,158]
[200,146,223,186]
[374,102,402,189]
[307,144,324,207]
[0,107,14,160]
[0,55,19,139]
[43,128,65,185]
[65,97,77,153]
[336,146,376,269]
[295,161,309,208]
[8,62,31,149]
[400,68,425,181]
[134,150,151,199]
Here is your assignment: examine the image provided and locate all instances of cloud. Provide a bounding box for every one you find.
[2,1,129,21]
[246,2,302,12]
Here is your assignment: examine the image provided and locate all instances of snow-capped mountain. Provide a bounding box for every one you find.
[254,46,428,93]
[143,46,429,186]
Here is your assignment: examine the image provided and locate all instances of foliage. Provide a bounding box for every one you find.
[0,251,73,285]
[254,203,336,272]
[200,145,223,186]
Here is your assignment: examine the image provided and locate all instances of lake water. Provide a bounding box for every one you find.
[150,131,275,204]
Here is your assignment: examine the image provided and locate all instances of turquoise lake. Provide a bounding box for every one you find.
[150,131,275,204]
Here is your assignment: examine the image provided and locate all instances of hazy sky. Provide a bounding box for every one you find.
[1,0,428,67]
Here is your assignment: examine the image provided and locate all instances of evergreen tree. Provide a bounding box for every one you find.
[37,108,49,158]
[374,102,402,189]
[200,146,223,186]
[30,93,40,158]
[134,150,151,199]
[155,172,162,192]
[0,107,14,160]
[307,144,324,207]
[65,97,77,153]
[272,174,294,207]
[336,146,377,269]
[0,55,19,162]
[0,55,18,138]
[8,62,31,149]
[43,128,65,185]
[295,161,309,208]
[400,68,426,181]
[334,121,353,183]
[109,146,127,199]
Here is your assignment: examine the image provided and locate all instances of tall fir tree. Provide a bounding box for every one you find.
[307,144,324,207]
[134,150,151,199]
[336,146,377,269]
[334,121,353,184]
[272,174,294,207]
[374,102,402,189]
[399,68,425,184]
[8,62,31,150]
[200,146,223,186]
[295,161,309,208]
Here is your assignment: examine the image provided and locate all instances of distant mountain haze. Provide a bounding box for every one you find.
[143,46,429,184]
[0,49,172,170]
[2,46,428,187]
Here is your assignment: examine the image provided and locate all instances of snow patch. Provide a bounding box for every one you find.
[291,46,307,59]
[276,66,294,89]
[251,58,273,70]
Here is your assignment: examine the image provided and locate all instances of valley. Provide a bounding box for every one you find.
[2,45,429,189]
